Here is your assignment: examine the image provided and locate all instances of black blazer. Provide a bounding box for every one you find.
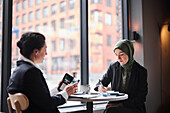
[94,61,148,113]
[7,60,66,113]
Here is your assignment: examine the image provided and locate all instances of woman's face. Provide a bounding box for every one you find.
[35,42,47,64]
[114,49,129,65]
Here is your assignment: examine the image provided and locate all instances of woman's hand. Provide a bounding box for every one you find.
[98,85,107,92]
[64,82,78,96]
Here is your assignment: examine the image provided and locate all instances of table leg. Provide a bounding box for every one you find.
[86,102,93,113]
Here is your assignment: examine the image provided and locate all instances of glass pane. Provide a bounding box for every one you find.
[0,0,2,107]
[12,0,80,90]
[88,0,123,89]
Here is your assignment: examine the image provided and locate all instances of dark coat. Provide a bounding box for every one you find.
[7,60,66,113]
[94,61,148,113]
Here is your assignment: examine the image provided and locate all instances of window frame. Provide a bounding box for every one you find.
[0,0,129,111]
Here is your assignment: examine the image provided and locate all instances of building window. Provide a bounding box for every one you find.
[69,16,74,29]
[51,41,56,52]
[51,20,56,31]
[22,14,26,24]
[29,0,33,7]
[29,12,33,22]
[43,7,48,18]
[91,0,102,4]
[70,55,80,70]
[43,23,47,31]
[106,35,112,46]
[16,16,20,25]
[106,0,111,7]
[60,39,65,51]
[60,18,65,28]
[36,0,41,5]
[69,0,75,10]
[70,39,75,49]
[52,57,66,71]
[105,13,112,25]
[22,0,27,9]
[16,2,20,12]
[60,1,66,12]
[35,24,40,32]
[51,4,57,15]
[91,10,102,22]
[36,9,41,20]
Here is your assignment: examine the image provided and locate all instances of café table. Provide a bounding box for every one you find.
[68,92,128,113]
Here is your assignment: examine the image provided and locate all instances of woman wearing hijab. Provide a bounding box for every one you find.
[94,40,148,113]
[7,32,78,113]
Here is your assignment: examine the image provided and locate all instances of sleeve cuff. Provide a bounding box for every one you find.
[50,87,59,96]
[58,90,69,101]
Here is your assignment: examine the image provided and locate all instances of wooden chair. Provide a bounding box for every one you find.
[7,93,29,113]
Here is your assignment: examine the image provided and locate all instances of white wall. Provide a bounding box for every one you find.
[130,0,170,113]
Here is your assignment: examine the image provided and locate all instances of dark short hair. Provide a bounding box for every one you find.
[17,32,45,58]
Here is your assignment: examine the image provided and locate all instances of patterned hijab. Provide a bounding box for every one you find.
[113,40,134,70]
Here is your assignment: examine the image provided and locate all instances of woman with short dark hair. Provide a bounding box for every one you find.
[7,32,78,113]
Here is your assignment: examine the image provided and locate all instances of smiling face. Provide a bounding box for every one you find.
[114,49,129,65]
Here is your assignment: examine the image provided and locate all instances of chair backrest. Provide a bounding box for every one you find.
[7,93,29,113]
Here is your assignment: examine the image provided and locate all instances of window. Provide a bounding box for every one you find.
[51,41,56,52]
[70,39,75,49]
[43,7,48,18]
[106,0,111,7]
[0,0,126,109]
[69,0,75,9]
[51,4,57,15]
[51,20,56,31]
[60,39,65,51]
[36,0,41,5]
[29,0,33,7]
[60,1,66,12]
[106,35,112,46]
[105,13,112,25]
[89,0,122,89]
[70,55,80,70]
[35,24,40,32]
[10,0,124,99]
[69,16,75,29]
[91,10,102,22]
[60,18,65,28]
[16,16,20,25]
[22,14,26,24]
[43,23,47,31]
[16,2,20,11]
[36,9,41,20]
[22,0,27,9]
[29,12,33,22]
[52,57,66,72]
[91,0,102,4]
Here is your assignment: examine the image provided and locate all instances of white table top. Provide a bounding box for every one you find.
[68,93,128,102]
